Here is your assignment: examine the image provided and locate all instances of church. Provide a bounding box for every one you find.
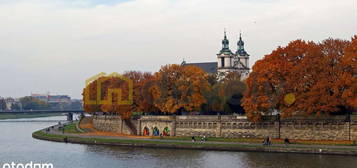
[182,31,250,80]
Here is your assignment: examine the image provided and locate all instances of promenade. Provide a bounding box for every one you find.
[32,121,357,156]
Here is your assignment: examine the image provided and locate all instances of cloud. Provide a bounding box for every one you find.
[0,0,356,98]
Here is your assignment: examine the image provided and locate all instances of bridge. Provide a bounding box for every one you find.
[0,110,85,121]
[0,110,84,114]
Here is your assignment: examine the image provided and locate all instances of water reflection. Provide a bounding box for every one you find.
[0,116,356,168]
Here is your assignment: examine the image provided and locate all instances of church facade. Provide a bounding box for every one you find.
[182,31,250,80]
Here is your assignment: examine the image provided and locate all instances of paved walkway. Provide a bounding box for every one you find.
[43,122,357,150]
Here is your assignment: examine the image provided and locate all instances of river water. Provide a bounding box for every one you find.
[0,116,356,168]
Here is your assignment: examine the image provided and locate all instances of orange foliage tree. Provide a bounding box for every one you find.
[123,71,160,114]
[151,64,210,114]
[243,37,357,121]
[340,36,357,107]
[82,75,132,119]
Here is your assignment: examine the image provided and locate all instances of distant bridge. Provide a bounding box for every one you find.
[0,110,84,114]
[0,110,85,121]
[0,120,67,123]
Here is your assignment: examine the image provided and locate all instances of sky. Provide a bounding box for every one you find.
[0,0,356,99]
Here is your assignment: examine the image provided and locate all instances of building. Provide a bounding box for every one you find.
[31,93,78,110]
[31,93,71,104]
[30,94,49,102]
[48,95,71,104]
[182,31,250,80]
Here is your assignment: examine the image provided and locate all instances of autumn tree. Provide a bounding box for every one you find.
[83,75,132,119]
[243,37,357,121]
[123,71,160,114]
[83,79,101,114]
[151,64,210,114]
[340,36,357,108]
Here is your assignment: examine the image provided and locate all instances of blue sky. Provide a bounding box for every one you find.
[0,0,356,98]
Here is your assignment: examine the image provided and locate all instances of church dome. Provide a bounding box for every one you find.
[219,31,233,55]
[222,37,229,45]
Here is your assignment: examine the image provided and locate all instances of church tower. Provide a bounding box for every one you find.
[217,31,250,80]
[234,33,250,79]
[217,31,235,78]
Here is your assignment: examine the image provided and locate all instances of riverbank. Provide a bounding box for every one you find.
[0,113,63,120]
[32,123,357,156]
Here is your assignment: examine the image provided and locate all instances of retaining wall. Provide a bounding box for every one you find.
[92,115,357,140]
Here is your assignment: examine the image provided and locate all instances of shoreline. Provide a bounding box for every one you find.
[32,125,357,156]
[0,113,63,120]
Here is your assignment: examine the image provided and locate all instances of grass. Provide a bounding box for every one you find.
[62,123,80,133]
[152,136,262,142]
[32,130,357,152]
[33,130,272,148]
[0,113,63,120]
[151,136,356,146]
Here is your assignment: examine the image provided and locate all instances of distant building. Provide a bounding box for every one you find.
[31,93,71,104]
[70,99,83,110]
[182,31,250,80]
[48,95,71,104]
[181,62,217,74]
[31,93,49,102]
[30,93,83,110]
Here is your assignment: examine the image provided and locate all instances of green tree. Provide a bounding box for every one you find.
[0,98,7,111]
[202,72,246,114]
[10,103,21,111]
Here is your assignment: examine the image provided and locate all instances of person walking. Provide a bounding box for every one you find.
[284,138,290,146]
[191,136,196,142]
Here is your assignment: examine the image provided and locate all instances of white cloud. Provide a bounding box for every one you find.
[0,0,356,98]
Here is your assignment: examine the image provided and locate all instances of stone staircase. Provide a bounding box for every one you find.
[79,117,96,133]
[124,119,138,135]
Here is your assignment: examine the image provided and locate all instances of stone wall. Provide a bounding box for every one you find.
[279,119,350,140]
[92,115,357,141]
[92,115,138,135]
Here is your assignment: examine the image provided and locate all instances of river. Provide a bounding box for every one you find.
[0,116,356,168]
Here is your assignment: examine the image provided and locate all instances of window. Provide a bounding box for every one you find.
[221,57,225,67]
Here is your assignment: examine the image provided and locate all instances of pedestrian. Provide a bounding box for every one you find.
[192,136,195,142]
[284,138,290,146]
[263,136,271,146]
[263,136,268,145]
[64,137,68,143]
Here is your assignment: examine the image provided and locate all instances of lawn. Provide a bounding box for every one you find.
[62,122,81,133]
